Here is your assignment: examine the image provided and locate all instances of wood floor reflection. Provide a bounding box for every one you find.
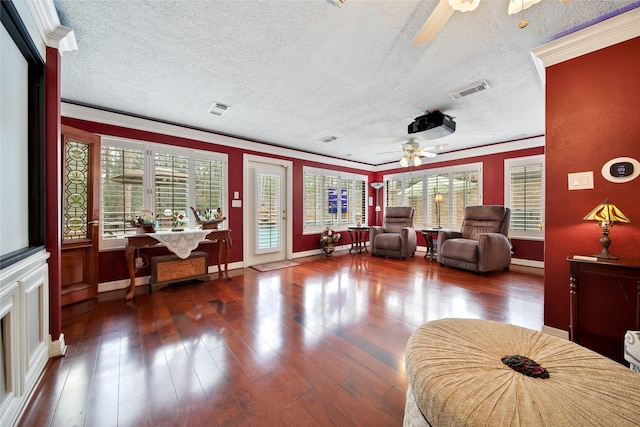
[19,252,543,427]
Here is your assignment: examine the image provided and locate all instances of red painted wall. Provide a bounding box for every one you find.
[45,47,62,338]
[544,37,640,331]
[61,117,377,282]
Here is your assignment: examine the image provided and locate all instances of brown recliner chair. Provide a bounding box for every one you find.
[437,205,512,273]
[370,207,417,260]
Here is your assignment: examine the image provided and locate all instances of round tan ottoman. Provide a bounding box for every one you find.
[404,318,640,426]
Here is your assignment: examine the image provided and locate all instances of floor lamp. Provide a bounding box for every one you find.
[370,182,384,226]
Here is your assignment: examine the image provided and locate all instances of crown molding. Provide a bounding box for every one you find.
[26,0,77,54]
[531,7,640,83]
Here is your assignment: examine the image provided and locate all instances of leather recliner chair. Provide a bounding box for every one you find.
[437,205,512,273]
[370,207,417,260]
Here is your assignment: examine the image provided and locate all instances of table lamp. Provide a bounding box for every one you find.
[434,192,443,229]
[582,199,630,259]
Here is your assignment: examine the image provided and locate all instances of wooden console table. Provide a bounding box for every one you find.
[125,229,232,300]
[567,256,640,362]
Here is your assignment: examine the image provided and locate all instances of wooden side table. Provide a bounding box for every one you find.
[348,226,370,254]
[421,228,441,261]
[567,256,640,363]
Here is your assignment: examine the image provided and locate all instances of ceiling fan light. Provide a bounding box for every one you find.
[400,156,409,167]
[449,0,480,12]
[413,156,423,166]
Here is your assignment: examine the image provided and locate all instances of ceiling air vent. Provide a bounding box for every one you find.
[320,136,338,143]
[450,80,490,100]
[208,102,230,116]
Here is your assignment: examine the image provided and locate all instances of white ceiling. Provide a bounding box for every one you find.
[53,0,638,166]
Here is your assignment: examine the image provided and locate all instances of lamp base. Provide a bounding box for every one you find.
[594,228,618,259]
[593,250,618,260]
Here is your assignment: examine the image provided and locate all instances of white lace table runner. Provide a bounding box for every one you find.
[147,230,211,259]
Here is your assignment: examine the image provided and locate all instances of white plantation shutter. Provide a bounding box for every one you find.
[101,145,145,239]
[194,158,224,216]
[384,163,481,229]
[386,179,402,207]
[100,139,227,247]
[304,172,324,229]
[302,167,368,232]
[507,160,544,233]
[405,176,424,225]
[426,173,450,228]
[451,171,479,229]
[256,170,281,251]
[323,175,339,228]
[154,152,190,229]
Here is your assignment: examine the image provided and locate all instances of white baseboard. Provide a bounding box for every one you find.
[49,333,67,357]
[542,325,569,340]
[511,258,544,269]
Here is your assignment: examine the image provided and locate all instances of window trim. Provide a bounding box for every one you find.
[302,166,368,235]
[99,136,228,250]
[504,154,545,241]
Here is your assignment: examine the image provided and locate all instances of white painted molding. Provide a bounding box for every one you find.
[542,325,569,340]
[26,0,78,54]
[531,7,640,83]
[511,258,544,269]
[48,333,67,358]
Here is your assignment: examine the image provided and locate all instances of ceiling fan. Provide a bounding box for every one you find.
[412,0,572,46]
[379,139,449,167]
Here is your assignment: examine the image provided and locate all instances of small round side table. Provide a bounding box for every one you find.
[421,227,441,261]
[348,226,370,254]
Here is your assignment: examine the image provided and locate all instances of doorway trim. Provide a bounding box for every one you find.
[243,154,293,266]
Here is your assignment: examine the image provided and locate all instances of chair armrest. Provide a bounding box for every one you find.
[437,230,461,262]
[400,227,417,258]
[370,226,384,255]
[477,233,512,272]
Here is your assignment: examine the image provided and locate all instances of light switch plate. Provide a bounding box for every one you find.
[568,171,594,190]
[232,200,241,208]
[234,191,239,199]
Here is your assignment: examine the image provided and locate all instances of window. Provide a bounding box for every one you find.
[100,137,227,247]
[303,167,367,233]
[384,163,482,229]
[505,155,544,239]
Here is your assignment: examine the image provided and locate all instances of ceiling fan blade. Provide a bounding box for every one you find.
[421,143,449,152]
[412,0,455,46]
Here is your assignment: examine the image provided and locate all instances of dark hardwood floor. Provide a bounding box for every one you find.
[18,251,543,427]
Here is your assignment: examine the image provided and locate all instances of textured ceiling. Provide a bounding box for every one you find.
[54,0,638,166]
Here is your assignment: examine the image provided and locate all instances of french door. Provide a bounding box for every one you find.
[243,155,292,266]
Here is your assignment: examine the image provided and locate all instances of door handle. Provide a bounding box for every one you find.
[88,220,100,226]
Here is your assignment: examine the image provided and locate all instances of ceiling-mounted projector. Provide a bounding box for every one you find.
[408,110,456,139]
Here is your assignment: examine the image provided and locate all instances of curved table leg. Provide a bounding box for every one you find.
[125,244,136,300]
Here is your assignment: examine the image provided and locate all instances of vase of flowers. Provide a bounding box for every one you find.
[130,209,157,234]
[320,227,341,256]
